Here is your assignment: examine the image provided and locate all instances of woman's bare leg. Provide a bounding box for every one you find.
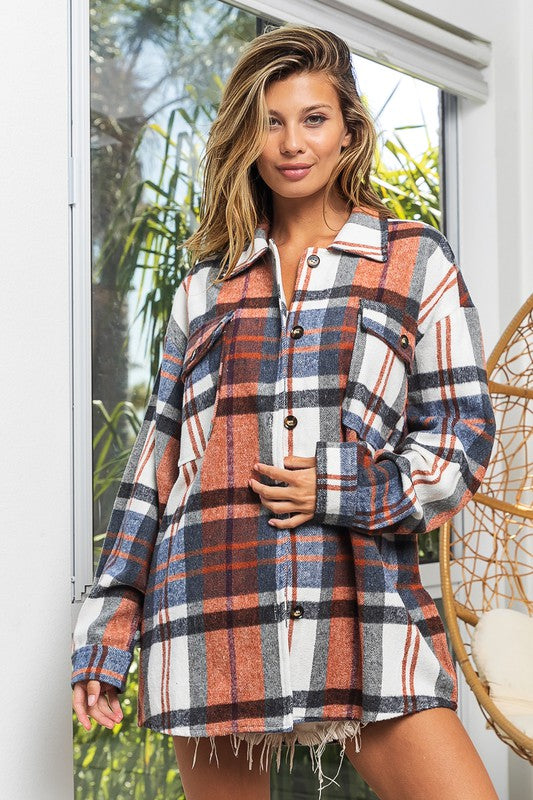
[173,734,271,800]
[343,707,498,800]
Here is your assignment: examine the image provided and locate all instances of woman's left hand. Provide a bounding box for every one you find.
[248,455,317,528]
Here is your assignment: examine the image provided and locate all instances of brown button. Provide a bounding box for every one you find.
[400,334,409,348]
[290,325,304,339]
[306,254,320,267]
[284,415,298,429]
[290,604,304,619]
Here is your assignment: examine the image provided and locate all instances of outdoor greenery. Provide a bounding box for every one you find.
[74,657,185,800]
[73,646,378,799]
[76,1,444,796]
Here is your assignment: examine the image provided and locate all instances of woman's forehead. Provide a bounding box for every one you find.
[264,72,341,106]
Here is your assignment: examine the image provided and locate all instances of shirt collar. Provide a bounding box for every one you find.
[221,203,389,279]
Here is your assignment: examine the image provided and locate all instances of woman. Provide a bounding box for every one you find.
[72,23,499,800]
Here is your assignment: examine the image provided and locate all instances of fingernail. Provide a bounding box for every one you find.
[88,694,96,707]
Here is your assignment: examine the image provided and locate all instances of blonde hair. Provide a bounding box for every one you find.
[183,23,394,282]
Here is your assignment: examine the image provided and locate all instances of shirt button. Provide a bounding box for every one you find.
[400,334,409,348]
[290,604,304,619]
[306,254,320,267]
[290,325,304,339]
[284,415,298,429]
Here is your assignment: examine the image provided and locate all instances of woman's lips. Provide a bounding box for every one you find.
[277,165,312,181]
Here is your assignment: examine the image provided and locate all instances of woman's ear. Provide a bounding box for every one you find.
[341,128,353,150]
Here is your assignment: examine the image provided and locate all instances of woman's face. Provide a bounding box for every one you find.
[255,70,352,202]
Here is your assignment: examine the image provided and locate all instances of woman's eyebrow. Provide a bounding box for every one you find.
[268,103,334,115]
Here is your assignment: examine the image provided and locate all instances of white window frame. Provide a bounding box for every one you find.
[69,0,93,603]
[238,0,491,101]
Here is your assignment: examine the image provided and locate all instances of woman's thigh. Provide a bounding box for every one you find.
[173,734,271,800]
[343,707,499,800]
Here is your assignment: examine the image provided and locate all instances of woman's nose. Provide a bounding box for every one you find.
[280,124,305,153]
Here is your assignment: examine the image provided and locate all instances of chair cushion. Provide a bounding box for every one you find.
[471,607,533,738]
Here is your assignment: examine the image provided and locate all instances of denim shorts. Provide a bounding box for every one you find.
[187,718,368,799]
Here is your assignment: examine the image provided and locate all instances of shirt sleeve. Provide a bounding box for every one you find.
[71,278,189,693]
[313,231,496,536]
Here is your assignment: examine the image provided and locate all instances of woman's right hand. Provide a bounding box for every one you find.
[72,679,124,731]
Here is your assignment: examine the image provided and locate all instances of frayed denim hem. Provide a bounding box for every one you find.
[186,719,368,799]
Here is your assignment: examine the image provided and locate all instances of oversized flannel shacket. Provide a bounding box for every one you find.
[71,204,496,737]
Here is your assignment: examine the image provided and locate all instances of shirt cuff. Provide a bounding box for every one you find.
[314,440,359,527]
[71,644,134,694]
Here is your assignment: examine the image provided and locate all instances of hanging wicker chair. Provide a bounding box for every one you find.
[439,292,533,763]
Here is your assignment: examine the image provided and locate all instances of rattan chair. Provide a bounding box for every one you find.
[439,292,533,763]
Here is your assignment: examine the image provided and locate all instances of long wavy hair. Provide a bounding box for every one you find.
[183,23,394,282]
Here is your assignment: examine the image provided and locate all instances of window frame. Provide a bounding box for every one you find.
[234,0,491,101]
[69,0,93,603]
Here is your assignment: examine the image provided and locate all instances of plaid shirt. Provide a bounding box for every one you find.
[71,205,496,737]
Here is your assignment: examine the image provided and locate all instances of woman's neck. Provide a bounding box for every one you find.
[269,193,352,248]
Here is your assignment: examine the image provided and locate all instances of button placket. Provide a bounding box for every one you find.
[266,239,307,702]
[282,249,316,442]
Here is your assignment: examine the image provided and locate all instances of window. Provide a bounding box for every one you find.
[71,2,467,796]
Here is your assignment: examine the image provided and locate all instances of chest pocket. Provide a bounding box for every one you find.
[342,299,416,453]
[178,308,235,467]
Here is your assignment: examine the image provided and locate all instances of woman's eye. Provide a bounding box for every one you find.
[268,114,326,127]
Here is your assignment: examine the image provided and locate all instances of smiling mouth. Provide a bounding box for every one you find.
[277,165,313,179]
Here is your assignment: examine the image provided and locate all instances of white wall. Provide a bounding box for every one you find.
[415,4,533,796]
[0,2,530,799]
[0,2,74,799]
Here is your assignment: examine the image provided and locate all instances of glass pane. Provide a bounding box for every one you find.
[354,54,442,227]
[90,0,260,563]
[75,6,448,798]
